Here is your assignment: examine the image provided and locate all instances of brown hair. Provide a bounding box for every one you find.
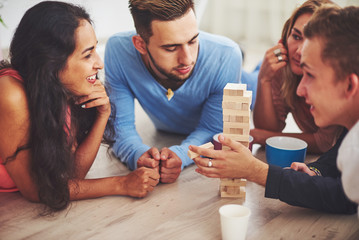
[304,6,359,81]
[280,0,334,109]
[129,0,195,43]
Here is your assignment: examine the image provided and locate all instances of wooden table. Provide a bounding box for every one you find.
[1,104,358,239]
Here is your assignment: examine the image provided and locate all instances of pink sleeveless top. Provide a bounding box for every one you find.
[0,69,23,192]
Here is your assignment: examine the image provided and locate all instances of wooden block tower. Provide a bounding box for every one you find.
[220,83,252,198]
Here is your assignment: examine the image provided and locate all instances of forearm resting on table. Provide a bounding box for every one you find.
[69,177,125,200]
[74,114,109,178]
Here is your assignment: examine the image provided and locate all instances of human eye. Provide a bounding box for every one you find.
[303,70,314,79]
[292,33,302,41]
[189,39,197,45]
[84,54,92,59]
[164,46,177,52]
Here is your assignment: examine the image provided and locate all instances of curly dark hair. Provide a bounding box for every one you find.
[1,1,114,213]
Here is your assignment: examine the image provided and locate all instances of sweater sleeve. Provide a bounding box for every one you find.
[105,37,150,170]
[265,164,357,214]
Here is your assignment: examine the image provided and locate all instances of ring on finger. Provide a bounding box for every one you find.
[274,48,281,56]
[208,159,213,167]
[277,55,283,62]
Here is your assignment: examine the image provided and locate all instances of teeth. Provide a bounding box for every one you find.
[87,74,96,80]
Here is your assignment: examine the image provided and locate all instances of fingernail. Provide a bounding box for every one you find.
[81,104,86,108]
[189,146,192,150]
[219,135,224,141]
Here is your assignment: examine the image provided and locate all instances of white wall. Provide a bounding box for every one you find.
[0,0,134,59]
[1,0,358,62]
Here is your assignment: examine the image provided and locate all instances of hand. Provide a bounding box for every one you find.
[137,147,161,173]
[258,42,288,84]
[250,128,275,146]
[290,162,316,176]
[76,80,111,118]
[122,167,160,198]
[159,148,182,183]
[189,135,268,185]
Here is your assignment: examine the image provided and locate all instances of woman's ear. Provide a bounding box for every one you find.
[346,73,359,98]
[132,35,147,55]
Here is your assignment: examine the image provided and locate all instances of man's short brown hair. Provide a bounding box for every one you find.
[129,0,195,43]
[304,6,359,80]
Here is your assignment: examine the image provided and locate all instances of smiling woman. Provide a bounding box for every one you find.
[0,1,160,214]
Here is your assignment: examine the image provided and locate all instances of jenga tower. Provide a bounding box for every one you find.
[220,83,252,198]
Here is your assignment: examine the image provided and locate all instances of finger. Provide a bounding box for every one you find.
[161,157,182,168]
[193,156,211,168]
[290,162,300,171]
[81,97,109,109]
[188,145,221,160]
[159,147,170,160]
[148,148,161,160]
[195,168,220,178]
[218,135,244,152]
[160,174,178,183]
[141,157,160,168]
[160,166,181,174]
[148,178,159,187]
[145,185,154,193]
[148,168,160,180]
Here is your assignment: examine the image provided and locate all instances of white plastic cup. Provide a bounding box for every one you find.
[219,204,251,240]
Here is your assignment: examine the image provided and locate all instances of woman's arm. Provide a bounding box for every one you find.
[0,77,160,203]
[253,43,288,131]
[73,80,111,178]
[0,76,39,201]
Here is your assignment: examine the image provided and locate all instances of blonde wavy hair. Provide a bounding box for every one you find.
[280,0,334,109]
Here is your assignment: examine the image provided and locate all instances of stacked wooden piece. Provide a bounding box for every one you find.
[220,83,252,198]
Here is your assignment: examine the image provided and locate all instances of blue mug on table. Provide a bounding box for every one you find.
[265,136,307,168]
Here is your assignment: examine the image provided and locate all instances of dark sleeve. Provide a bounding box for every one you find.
[265,164,357,214]
[308,128,348,178]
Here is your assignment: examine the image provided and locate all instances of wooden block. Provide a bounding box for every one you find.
[223,108,250,117]
[224,83,247,91]
[187,142,214,159]
[223,83,247,97]
[223,121,250,129]
[220,186,246,198]
[223,95,252,103]
[220,178,246,187]
[222,102,242,110]
[223,127,244,135]
[223,115,250,124]
[223,133,250,142]
[224,88,244,97]
[222,102,250,111]
[223,127,250,136]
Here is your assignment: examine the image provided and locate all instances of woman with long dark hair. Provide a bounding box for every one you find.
[251,0,343,154]
[0,1,159,213]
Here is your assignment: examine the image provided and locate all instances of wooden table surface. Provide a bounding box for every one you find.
[1,143,358,240]
[1,104,358,240]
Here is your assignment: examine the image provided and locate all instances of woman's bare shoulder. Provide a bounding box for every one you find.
[0,75,28,116]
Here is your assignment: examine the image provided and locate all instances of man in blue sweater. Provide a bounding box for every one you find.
[105,0,246,183]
